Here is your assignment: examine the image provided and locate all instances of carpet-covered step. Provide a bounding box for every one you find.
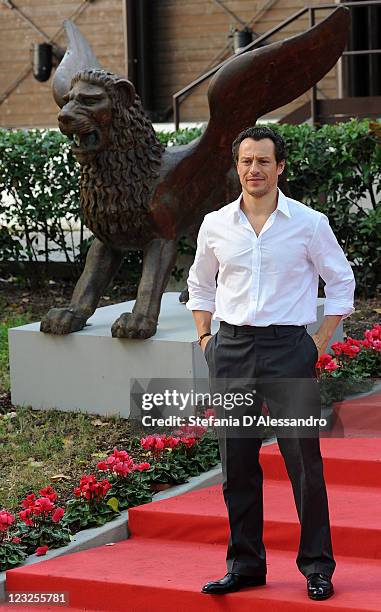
[6,538,381,612]
[261,438,381,488]
[128,482,381,559]
[328,392,381,438]
[0,607,93,611]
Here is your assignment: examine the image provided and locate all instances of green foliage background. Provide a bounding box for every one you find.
[0,120,380,296]
[277,121,381,297]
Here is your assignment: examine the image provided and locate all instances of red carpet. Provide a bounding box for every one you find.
[4,437,381,611]
[322,392,381,438]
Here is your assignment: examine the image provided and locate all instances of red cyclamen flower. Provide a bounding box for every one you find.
[181,437,197,449]
[39,486,58,503]
[19,509,33,526]
[316,353,337,369]
[132,462,151,471]
[51,507,65,523]
[140,435,165,452]
[324,360,340,372]
[32,497,55,515]
[74,475,111,500]
[21,493,36,509]
[0,510,15,532]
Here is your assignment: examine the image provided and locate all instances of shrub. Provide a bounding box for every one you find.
[0,129,80,265]
[275,120,381,296]
[1,121,379,294]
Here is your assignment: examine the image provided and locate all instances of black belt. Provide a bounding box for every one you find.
[219,321,306,337]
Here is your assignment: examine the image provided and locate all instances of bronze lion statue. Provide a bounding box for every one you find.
[41,12,349,339]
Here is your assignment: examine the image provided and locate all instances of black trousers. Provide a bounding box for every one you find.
[204,322,336,579]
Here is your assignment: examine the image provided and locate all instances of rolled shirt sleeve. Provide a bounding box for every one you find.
[308,214,355,320]
[186,216,219,313]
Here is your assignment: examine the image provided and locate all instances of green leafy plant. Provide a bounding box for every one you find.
[0,510,27,571]
[1,121,379,294]
[183,432,220,473]
[15,487,71,556]
[275,120,381,296]
[0,129,80,265]
[155,127,203,147]
[62,475,119,532]
[316,323,381,406]
[97,448,152,510]
[139,430,219,485]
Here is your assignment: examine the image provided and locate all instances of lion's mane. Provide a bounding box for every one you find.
[71,69,164,241]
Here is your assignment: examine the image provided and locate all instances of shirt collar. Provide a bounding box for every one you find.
[230,188,291,221]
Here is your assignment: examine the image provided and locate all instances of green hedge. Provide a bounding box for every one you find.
[0,120,380,295]
[0,130,79,264]
[277,121,381,297]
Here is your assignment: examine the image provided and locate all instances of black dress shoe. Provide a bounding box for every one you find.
[307,573,334,600]
[202,572,266,594]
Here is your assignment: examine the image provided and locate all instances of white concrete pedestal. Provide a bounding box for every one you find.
[9,294,342,417]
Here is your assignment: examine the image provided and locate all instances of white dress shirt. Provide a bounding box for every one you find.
[186,189,355,326]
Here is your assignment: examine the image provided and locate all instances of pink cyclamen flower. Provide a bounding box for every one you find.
[35,545,49,556]
[133,462,151,471]
[98,448,135,477]
[113,462,132,476]
[324,360,340,372]
[113,449,131,462]
[175,425,206,439]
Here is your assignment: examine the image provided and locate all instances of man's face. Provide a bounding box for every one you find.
[236,137,285,199]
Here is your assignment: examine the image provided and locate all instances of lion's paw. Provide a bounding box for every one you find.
[111,312,157,339]
[40,308,87,335]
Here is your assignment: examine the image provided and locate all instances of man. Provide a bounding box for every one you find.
[186,126,355,600]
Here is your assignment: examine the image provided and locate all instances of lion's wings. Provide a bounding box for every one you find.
[203,7,349,152]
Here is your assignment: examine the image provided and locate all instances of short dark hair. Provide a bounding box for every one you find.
[232,126,286,165]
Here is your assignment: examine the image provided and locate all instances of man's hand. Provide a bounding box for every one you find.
[311,334,328,360]
[201,334,213,353]
[312,314,342,360]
